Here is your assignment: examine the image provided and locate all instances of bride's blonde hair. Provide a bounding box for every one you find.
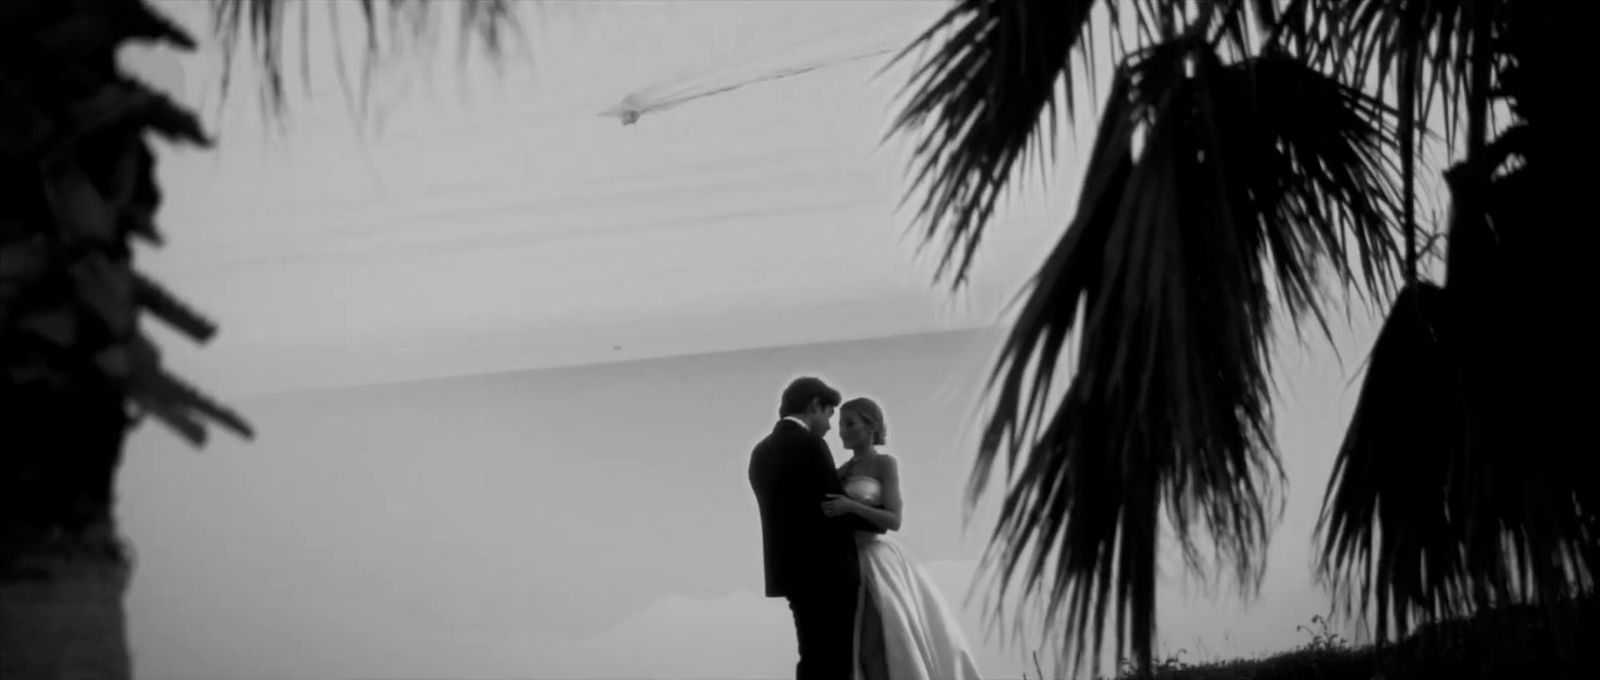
[841,397,887,446]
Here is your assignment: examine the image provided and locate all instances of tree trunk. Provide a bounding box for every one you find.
[0,0,139,673]
[0,558,132,680]
[1,384,134,680]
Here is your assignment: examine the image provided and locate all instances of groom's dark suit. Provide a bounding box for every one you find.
[749,418,883,680]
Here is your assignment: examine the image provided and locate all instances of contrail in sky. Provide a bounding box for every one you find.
[599,42,901,126]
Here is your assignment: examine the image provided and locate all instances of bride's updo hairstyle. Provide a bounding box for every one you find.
[841,397,887,446]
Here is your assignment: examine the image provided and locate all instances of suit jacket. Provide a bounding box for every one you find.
[749,419,883,598]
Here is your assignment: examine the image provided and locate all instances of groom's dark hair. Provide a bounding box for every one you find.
[778,376,842,417]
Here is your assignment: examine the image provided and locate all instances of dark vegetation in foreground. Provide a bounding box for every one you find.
[1021,593,1598,680]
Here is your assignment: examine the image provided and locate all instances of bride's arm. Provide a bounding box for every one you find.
[850,456,903,532]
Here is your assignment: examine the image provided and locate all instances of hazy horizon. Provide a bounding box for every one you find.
[121,316,1384,680]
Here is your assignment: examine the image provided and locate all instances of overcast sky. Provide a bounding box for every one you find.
[115,2,1391,678]
[125,0,1063,398]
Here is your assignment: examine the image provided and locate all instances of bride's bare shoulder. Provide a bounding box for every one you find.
[860,453,901,478]
[879,454,901,476]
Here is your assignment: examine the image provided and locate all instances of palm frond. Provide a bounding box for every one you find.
[888,0,1265,293]
[887,0,1104,290]
[965,32,1401,677]
[1313,280,1467,642]
[1274,0,1504,155]
[1,0,252,448]
[1317,149,1595,647]
[207,0,528,114]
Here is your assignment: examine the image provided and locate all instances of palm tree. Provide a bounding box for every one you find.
[0,1,511,677]
[0,1,252,676]
[890,0,1596,677]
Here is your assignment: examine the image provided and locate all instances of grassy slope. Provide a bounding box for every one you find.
[1024,594,1599,680]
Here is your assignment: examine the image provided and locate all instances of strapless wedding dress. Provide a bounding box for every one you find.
[843,475,984,680]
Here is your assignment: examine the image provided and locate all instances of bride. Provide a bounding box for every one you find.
[820,397,984,680]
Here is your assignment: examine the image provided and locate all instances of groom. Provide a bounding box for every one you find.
[749,376,884,680]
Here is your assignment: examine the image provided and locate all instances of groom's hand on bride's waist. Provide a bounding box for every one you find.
[820,495,887,534]
[820,493,858,517]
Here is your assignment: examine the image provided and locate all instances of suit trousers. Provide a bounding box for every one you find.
[786,582,858,680]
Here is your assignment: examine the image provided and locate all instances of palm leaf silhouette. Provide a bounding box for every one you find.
[895,3,1403,674]
[1316,1,1600,659]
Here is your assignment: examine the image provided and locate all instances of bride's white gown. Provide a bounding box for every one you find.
[844,475,983,680]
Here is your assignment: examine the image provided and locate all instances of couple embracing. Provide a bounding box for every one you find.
[748,376,983,679]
